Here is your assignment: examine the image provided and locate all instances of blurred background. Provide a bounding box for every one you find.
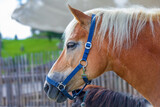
[0,0,159,107]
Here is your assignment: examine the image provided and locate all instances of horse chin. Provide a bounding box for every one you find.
[54,91,67,103]
[44,83,67,103]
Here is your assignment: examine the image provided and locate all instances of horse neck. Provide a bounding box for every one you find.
[85,87,149,107]
[107,21,160,106]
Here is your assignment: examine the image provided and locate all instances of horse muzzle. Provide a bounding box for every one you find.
[43,73,68,103]
[44,82,67,103]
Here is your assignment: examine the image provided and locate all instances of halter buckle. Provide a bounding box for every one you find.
[57,82,66,91]
[85,42,92,49]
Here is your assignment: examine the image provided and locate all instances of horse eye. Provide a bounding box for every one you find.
[67,42,77,50]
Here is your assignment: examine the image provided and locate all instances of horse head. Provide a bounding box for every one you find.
[44,6,110,103]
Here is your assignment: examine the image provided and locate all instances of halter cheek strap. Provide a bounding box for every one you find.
[46,14,96,100]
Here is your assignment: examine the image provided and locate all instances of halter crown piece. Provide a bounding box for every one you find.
[46,14,96,100]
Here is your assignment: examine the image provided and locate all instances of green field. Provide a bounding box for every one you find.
[1,38,62,57]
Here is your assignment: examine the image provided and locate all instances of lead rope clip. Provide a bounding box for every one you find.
[81,90,89,107]
[81,102,85,107]
[81,67,87,78]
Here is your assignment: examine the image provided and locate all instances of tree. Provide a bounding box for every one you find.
[30,28,63,40]
[14,34,18,40]
[46,31,62,41]
[0,33,2,57]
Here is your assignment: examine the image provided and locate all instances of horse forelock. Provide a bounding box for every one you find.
[64,6,160,51]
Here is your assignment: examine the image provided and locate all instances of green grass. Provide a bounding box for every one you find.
[1,38,62,57]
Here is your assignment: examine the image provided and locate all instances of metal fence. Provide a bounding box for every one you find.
[0,51,141,107]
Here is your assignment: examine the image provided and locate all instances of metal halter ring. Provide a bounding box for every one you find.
[79,60,88,68]
[85,42,92,49]
[57,82,66,91]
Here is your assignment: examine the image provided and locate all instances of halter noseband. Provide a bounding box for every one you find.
[46,14,96,100]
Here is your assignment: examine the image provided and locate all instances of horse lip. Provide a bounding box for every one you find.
[47,90,67,103]
[45,83,59,100]
[55,92,68,103]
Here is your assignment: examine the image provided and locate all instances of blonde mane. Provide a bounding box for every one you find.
[64,6,160,50]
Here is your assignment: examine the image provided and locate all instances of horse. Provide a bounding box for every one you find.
[44,5,160,106]
[71,85,151,107]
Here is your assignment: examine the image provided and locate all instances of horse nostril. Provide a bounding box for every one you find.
[44,82,60,100]
[44,83,49,93]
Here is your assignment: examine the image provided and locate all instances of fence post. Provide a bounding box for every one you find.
[20,55,25,106]
[5,58,13,107]
[24,54,28,106]
[34,53,39,106]
[17,56,22,107]
[31,53,36,106]
[0,57,3,106]
[40,52,46,106]
[100,73,105,87]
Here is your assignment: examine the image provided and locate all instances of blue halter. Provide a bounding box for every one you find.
[46,14,96,100]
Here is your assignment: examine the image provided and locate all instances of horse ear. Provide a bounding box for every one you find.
[68,5,91,25]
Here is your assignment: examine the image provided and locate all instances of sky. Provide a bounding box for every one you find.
[0,0,31,39]
[0,0,128,40]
